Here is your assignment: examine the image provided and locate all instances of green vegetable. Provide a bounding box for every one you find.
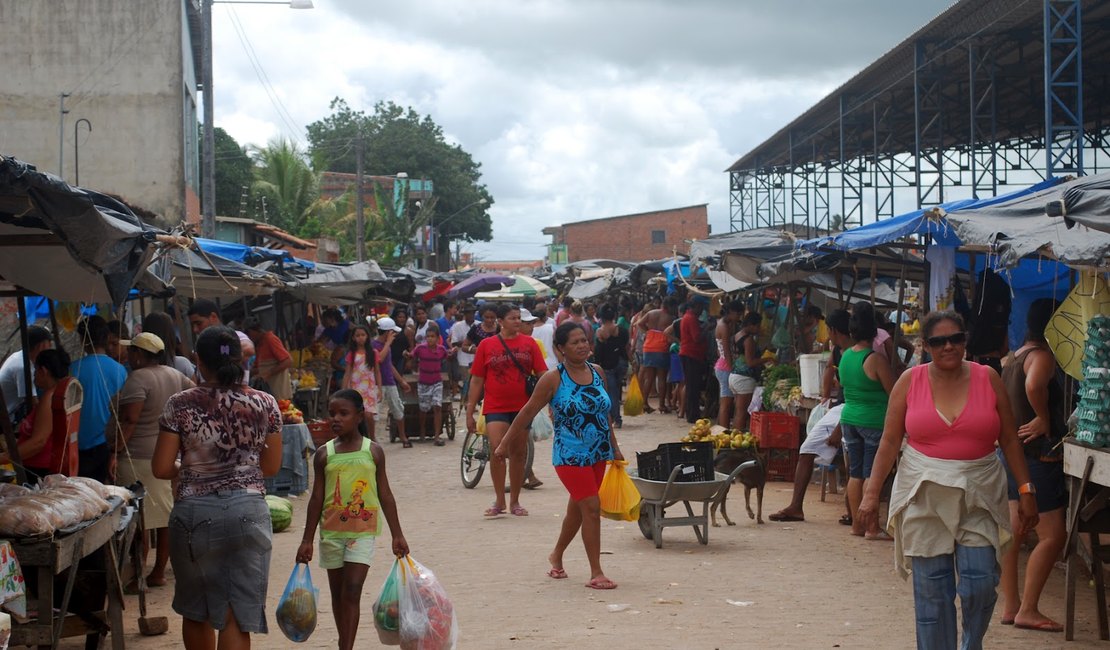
[266,495,293,533]
[762,363,800,389]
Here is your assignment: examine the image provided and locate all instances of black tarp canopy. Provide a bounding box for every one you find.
[0,155,167,305]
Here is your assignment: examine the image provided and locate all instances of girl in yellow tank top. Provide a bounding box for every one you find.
[296,389,409,649]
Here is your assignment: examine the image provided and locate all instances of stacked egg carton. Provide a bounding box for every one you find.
[1076,315,1110,447]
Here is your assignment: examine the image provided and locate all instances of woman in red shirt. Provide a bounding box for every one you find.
[466,303,547,517]
[0,349,71,483]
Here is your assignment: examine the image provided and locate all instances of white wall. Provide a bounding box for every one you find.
[0,0,195,226]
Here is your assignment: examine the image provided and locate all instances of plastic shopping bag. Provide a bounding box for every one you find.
[276,563,318,643]
[398,555,459,650]
[598,460,641,522]
[623,375,644,417]
[806,401,830,436]
[530,409,554,442]
[476,413,486,434]
[373,557,403,646]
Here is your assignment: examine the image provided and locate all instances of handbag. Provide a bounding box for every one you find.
[498,335,538,396]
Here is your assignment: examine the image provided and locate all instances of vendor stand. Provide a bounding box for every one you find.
[5,492,142,649]
[1063,441,1110,641]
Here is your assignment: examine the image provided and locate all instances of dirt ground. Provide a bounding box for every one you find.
[60,408,1108,649]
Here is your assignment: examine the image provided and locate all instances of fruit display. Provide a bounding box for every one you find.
[278,399,304,424]
[290,368,317,388]
[680,418,759,450]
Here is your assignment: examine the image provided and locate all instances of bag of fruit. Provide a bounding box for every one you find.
[397,555,458,650]
[598,460,641,521]
[373,558,403,645]
[275,563,318,642]
[623,375,644,417]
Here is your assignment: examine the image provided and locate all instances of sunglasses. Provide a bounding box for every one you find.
[925,332,967,348]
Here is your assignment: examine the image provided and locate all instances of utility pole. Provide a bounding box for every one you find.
[201,0,215,238]
[58,92,70,178]
[355,136,366,262]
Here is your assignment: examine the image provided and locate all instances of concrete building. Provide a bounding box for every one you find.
[543,204,710,263]
[0,0,201,227]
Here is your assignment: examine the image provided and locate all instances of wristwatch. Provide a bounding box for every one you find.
[1018,482,1037,496]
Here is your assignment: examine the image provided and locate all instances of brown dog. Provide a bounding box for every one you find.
[711,448,766,526]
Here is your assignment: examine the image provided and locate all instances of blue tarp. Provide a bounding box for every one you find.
[22,297,98,322]
[195,238,315,271]
[795,177,1065,252]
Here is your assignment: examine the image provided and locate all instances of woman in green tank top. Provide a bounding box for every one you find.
[839,303,897,540]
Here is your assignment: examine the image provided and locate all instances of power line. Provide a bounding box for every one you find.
[225,7,305,144]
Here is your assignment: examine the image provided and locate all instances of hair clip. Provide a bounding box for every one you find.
[219,344,230,356]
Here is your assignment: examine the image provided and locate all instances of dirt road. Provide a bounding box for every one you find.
[72,409,1106,648]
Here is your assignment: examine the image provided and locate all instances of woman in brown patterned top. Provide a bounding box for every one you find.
[152,326,283,650]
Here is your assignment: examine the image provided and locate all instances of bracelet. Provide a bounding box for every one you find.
[1017,482,1037,496]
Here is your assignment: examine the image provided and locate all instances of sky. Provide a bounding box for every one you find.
[212,0,956,262]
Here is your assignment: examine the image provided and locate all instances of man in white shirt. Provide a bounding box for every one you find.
[1,325,53,423]
[449,305,476,401]
[530,300,557,369]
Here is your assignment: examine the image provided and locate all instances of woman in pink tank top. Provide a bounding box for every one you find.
[858,311,1038,649]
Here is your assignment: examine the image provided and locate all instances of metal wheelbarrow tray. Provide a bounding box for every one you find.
[630,461,750,549]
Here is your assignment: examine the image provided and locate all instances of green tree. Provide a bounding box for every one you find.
[205,126,255,219]
[305,98,493,245]
[250,138,317,233]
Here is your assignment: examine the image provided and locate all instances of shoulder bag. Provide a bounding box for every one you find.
[498,335,538,396]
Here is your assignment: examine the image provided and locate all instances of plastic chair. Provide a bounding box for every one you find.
[818,450,846,502]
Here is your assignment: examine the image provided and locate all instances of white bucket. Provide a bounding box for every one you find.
[798,353,828,398]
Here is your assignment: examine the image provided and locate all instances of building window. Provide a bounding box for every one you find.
[651,229,666,244]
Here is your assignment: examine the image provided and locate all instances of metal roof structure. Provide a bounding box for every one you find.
[727,0,1110,235]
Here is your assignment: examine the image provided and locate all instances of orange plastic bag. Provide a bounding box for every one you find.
[598,460,641,521]
[623,375,644,417]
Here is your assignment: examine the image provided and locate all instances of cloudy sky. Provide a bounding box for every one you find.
[213,0,955,261]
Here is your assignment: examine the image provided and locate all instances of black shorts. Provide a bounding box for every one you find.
[1001,452,1068,513]
[484,411,520,425]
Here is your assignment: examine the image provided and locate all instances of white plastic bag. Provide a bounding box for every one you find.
[530,410,554,442]
[398,555,458,650]
[806,402,830,436]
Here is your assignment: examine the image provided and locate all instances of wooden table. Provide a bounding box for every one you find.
[7,498,139,649]
[1063,440,1110,641]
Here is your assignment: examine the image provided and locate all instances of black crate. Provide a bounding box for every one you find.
[636,442,715,482]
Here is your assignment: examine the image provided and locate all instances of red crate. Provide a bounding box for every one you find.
[765,447,798,482]
[750,412,800,449]
[307,420,332,448]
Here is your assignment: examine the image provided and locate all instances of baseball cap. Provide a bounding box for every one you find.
[121,331,165,354]
[519,308,538,322]
[376,316,403,332]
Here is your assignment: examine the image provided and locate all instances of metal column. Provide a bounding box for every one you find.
[968,42,999,198]
[1044,0,1084,177]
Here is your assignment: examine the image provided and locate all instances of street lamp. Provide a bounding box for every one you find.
[201,0,313,238]
[426,198,488,271]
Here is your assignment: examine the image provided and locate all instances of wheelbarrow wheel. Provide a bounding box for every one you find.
[638,507,655,540]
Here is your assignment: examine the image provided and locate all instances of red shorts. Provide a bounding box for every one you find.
[554,461,607,502]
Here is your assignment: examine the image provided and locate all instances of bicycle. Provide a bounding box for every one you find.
[460,424,535,489]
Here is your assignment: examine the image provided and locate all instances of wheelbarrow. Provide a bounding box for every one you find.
[630,461,752,549]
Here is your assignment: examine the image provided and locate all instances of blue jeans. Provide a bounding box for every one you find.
[603,367,622,425]
[911,545,998,650]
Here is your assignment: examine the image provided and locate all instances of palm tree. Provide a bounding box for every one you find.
[251,138,317,232]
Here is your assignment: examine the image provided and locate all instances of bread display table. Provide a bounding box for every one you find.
[6,497,140,649]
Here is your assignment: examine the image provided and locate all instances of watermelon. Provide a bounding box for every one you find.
[266,495,294,533]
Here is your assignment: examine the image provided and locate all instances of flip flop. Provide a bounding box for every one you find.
[510,505,529,516]
[433,438,446,446]
[1014,620,1063,633]
[1001,618,1015,626]
[643,405,656,414]
[402,441,413,448]
[768,512,805,522]
[865,531,895,542]
[585,576,617,590]
[838,514,853,526]
[523,479,544,490]
[484,505,506,517]
[547,568,568,579]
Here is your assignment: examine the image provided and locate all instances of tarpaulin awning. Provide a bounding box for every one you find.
[446,273,513,299]
[195,237,315,270]
[474,275,553,301]
[943,173,1110,268]
[284,261,413,305]
[0,155,167,305]
[795,177,1065,253]
[156,246,286,298]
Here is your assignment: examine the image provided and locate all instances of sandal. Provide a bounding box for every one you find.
[547,567,568,579]
[523,479,544,490]
[402,441,413,448]
[585,576,618,590]
[643,405,656,414]
[433,438,446,446]
[510,505,529,516]
[838,514,853,526]
[484,505,506,517]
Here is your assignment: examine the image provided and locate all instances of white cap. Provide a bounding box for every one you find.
[121,331,165,354]
[375,316,403,332]
[519,308,538,322]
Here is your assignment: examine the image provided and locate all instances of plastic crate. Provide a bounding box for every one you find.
[750,412,800,449]
[307,420,332,448]
[765,447,798,482]
[264,467,308,497]
[636,442,715,482]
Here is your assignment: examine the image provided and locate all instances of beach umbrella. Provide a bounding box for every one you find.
[445,272,513,299]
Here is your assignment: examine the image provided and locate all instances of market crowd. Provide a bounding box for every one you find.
[0,285,1074,649]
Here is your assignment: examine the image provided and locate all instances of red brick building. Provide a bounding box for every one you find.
[543,204,709,263]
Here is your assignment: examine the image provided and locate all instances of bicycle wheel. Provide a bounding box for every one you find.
[443,407,456,441]
[460,431,488,489]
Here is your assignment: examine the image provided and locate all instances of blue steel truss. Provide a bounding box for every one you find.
[1044,0,1083,176]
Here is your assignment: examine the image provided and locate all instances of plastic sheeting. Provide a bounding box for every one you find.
[0,155,165,305]
[195,237,315,270]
